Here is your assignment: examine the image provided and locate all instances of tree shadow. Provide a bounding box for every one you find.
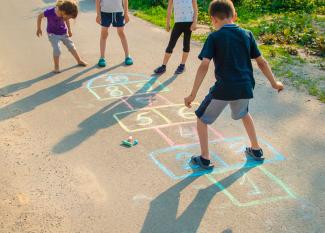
[0,66,76,97]
[140,157,263,233]
[52,74,179,154]
[0,64,124,122]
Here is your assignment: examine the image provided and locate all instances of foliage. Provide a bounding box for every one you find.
[240,0,324,13]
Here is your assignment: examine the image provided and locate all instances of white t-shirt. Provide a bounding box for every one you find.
[174,0,194,23]
[100,0,124,13]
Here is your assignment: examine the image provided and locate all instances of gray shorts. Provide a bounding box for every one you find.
[48,33,76,57]
[195,93,249,124]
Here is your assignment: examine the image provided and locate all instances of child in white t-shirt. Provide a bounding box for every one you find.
[154,0,198,75]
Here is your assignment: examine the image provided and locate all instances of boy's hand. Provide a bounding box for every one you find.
[166,23,171,32]
[190,22,197,31]
[184,94,195,108]
[68,30,72,37]
[124,13,130,24]
[272,81,284,93]
[96,15,101,24]
[36,28,42,37]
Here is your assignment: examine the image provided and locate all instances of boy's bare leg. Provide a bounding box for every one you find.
[70,49,87,66]
[100,27,109,58]
[242,113,260,149]
[162,52,172,66]
[117,27,129,58]
[53,56,60,73]
[181,52,189,65]
[197,118,210,160]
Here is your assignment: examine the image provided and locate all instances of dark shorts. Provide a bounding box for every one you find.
[195,93,249,124]
[101,12,125,28]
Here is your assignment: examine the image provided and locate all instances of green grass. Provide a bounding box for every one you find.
[260,45,325,102]
[133,6,172,28]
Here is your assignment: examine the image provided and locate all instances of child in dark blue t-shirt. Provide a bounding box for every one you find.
[184,0,284,170]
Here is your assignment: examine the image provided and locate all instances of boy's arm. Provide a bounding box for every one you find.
[65,19,72,37]
[255,56,284,92]
[123,0,129,23]
[184,58,211,108]
[36,13,44,37]
[95,0,101,24]
[191,0,198,31]
[166,0,173,32]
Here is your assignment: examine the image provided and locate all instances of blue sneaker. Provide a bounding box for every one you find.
[154,65,166,74]
[175,64,185,74]
[98,58,106,67]
[125,57,133,66]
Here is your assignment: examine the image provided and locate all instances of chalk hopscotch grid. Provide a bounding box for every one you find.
[113,103,199,133]
[86,73,170,101]
[205,167,296,207]
[149,136,286,179]
[86,73,297,207]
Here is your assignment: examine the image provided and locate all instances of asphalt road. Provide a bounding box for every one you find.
[0,1,324,232]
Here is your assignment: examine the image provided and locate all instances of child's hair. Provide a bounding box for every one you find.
[56,0,78,18]
[209,0,235,20]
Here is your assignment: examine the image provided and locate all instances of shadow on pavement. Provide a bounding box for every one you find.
[140,157,262,233]
[0,64,124,121]
[52,74,179,154]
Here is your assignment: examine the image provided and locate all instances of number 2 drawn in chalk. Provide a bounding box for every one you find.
[136,112,153,126]
[240,174,262,196]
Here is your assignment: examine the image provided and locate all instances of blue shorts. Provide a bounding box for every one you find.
[101,12,125,28]
[195,93,249,124]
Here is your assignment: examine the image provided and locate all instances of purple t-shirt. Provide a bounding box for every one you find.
[44,7,67,35]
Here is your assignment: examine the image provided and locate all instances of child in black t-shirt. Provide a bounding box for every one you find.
[184,0,284,170]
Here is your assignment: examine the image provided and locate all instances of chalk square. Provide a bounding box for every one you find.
[209,137,286,168]
[87,73,151,88]
[114,105,200,133]
[205,167,296,207]
[156,103,199,124]
[88,84,133,100]
[126,81,170,95]
[155,123,223,146]
[126,94,172,109]
[113,108,171,133]
[149,137,286,179]
[150,143,228,179]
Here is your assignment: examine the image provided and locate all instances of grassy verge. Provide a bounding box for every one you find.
[133,6,173,28]
[131,5,325,102]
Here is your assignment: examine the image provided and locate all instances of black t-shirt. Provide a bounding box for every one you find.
[199,24,261,100]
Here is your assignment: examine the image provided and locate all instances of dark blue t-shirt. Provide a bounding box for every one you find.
[199,24,261,100]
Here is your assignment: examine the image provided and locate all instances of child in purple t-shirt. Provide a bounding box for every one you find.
[36,0,87,73]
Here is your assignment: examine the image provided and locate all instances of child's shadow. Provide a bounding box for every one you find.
[0,66,76,97]
[140,157,263,233]
[52,74,178,154]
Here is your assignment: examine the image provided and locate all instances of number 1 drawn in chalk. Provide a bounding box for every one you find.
[240,173,262,196]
